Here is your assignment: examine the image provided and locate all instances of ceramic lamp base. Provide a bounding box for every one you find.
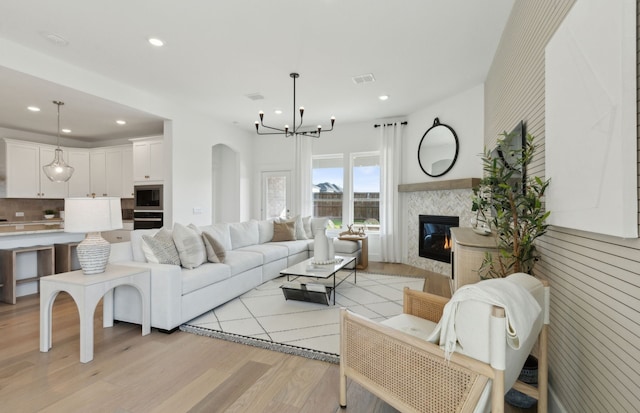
[77,232,111,275]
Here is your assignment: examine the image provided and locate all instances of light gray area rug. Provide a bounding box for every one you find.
[180,271,425,364]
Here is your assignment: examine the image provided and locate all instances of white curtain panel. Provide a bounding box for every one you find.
[294,135,313,217]
[380,123,404,262]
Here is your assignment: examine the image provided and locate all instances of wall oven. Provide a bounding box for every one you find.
[133,211,164,230]
[134,184,163,210]
[134,185,163,229]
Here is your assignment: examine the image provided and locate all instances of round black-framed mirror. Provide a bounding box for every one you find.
[417,118,459,177]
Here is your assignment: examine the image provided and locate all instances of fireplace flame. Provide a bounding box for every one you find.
[443,235,452,250]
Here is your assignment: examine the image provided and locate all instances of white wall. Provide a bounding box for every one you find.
[403,84,485,184]
[1,38,254,227]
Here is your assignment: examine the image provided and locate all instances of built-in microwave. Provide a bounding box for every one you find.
[134,184,163,211]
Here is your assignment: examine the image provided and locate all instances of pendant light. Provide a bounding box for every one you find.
[43,100,74,182]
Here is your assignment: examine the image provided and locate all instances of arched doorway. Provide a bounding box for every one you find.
[211,144,240,223]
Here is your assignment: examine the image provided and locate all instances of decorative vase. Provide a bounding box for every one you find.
[327,236,335,260]
[314,229,329,263]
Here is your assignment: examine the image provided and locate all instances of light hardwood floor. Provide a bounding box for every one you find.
[0,263,532,412]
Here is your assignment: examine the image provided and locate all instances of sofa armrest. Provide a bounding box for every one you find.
[402,287,449,323]
[113,261,183,331]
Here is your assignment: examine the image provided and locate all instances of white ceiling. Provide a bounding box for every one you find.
[0,0,513,142]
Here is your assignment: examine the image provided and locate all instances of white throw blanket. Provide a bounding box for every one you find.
[434,277,542,360]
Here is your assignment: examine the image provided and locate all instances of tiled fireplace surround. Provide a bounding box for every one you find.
[404,184,475,276]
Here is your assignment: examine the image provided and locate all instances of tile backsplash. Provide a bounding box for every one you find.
[0,198,135,222]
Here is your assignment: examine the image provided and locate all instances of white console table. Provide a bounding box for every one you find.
[40,264,151,363]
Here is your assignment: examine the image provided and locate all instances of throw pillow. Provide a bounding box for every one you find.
[272,220,296,242]
[202,231,226,263]
[279,215,307,240]
[141,229,180,265]
[172,223,207,269]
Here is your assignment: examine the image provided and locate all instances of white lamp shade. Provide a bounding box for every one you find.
[64,197,123,233]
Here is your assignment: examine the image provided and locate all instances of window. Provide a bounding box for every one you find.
[312,155,344,228]
[351,152,380,232]
[312,152,380,231]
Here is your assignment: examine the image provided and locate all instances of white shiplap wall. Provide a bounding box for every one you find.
[485,1,640,412]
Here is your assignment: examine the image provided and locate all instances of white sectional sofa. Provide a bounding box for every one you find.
[108,218,361,332]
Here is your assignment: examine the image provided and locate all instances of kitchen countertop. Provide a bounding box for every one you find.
[0,219,133,236]
[0,219,64,236]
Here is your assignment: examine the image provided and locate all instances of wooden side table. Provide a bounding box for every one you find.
[40,264,151,363]
[54,242,81,274]
[1,245,55,304]
[338,235,368,270]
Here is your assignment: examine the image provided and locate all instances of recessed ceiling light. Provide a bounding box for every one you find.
[379,95,389,101]
[274,109,283,115]
[61,129,71,134]
[148,37,164,47]
[116,120,126,125]
[27,106,41,112]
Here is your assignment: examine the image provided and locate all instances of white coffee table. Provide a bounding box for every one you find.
[280,256,356,305]
[40,264,151,363]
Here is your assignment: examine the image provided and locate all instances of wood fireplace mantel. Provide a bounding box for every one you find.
[398,178,480,193]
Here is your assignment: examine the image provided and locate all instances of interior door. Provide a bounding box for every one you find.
[262,171,291,220]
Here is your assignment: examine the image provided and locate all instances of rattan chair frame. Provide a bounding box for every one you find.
[339,286,549,413]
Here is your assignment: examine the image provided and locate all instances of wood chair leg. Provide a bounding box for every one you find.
[537,324,548,413]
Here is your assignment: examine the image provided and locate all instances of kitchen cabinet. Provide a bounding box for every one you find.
[90,150,107,196]
[450,227,499,292]
[0,139,68,198]
[133,138,164,183]
[122,146,134,198]
[67,148,91,197]
[1,139,135,199]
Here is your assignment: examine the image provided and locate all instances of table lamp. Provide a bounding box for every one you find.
[64,197,123,274]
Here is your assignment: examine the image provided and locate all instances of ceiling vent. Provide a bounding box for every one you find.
[352,73,376,85]
[40,31,69,47]
[245,93,265,101]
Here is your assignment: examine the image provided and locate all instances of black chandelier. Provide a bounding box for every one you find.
[254,73,335,138]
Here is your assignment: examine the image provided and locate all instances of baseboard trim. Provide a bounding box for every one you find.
[549,384,568,413]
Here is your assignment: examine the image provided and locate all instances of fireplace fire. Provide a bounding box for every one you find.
[419,215,459,263]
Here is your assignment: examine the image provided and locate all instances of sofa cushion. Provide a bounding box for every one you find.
[202,231,226,263]
[229,220,259,249]
[172,223,207,269]
[181,262,231,295]
[141,229,180,265]
[199,223,232,251]
[269,240,309,256]
[272,220,296,241]
[257,219,274,244]
[131,228,160,262]
[334,239,360,254]
[223,250,263,276]
[237,244,289,264]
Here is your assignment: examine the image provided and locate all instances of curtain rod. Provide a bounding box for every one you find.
[373,121,408,128]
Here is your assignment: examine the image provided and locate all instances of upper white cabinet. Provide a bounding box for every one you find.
[122,146,134,198]
[0,139,68,198]
[90,145,134,198]
[90,149,107,197]
[67,148,91,197]
[133,138,164,183]
[0,138,137,199]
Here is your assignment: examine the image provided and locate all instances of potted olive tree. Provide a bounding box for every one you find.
[472,131,551,409]
[471,132,551,279]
